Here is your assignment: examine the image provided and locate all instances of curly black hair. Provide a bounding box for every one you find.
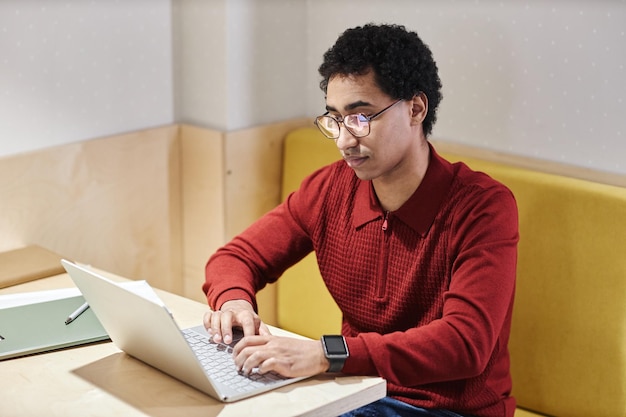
[319,23,443,137]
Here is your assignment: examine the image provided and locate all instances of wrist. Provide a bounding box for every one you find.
[320,335,349,373]
[219,299,255,313]
[215,290,256,312]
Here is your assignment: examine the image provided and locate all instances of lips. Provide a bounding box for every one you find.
[343,155,368,169]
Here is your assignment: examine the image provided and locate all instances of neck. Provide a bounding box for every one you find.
[373,141,430,212]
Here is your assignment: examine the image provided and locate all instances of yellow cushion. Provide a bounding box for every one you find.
[440,153,626,417]
[277,128,342,339]
[514,408,545,417]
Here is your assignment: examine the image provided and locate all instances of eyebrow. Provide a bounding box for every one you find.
[325,100,373,113]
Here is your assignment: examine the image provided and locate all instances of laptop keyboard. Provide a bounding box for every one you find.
[182,328,287,393]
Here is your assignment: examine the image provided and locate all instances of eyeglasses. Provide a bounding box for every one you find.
[314,99,403,140]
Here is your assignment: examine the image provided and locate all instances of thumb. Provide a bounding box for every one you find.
[258,322,272,336]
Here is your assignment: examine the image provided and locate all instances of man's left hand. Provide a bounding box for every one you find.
[232,335,329,378]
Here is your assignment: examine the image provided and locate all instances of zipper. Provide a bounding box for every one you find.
[377,211,391,298]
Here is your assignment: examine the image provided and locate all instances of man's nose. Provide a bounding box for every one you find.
[334,127,359,152]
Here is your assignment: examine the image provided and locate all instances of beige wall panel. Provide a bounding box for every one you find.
[179,120,311,321]
[223,118,311,239]
[0,126,183,294]
[222,118,311,324]
[179,124,226,303]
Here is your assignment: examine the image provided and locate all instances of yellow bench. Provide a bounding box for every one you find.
[275,127,626,417]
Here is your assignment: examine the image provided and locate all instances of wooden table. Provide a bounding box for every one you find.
[0,274,386,417]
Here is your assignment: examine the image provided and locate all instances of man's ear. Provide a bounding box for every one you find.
[410,92,428,126]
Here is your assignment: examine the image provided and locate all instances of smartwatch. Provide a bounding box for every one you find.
[321,335,349,373]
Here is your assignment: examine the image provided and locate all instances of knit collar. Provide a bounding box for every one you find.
[352,143,454,236]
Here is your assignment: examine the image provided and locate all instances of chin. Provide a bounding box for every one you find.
[352,170,376,181]
[344,159,378,181]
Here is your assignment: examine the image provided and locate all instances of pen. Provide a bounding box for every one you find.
[65,302,90,325]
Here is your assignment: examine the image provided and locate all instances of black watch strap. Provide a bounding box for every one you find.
[321,335,349,373]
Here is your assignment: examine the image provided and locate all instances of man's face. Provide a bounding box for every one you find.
[325,71,425,183]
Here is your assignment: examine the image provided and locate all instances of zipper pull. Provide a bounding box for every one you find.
[382,211,389,231]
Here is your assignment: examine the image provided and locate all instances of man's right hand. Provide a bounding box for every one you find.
[203,299,271,345]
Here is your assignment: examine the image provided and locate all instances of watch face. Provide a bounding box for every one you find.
[324,335,347,355]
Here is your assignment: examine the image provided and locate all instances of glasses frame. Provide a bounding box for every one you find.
[314,99,403,140]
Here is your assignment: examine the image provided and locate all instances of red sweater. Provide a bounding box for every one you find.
[204,145,518,417]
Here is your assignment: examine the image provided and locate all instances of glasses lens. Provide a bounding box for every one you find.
[315,116,339,139]
[344,114,370,137]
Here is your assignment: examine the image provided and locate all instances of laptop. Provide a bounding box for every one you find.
[61,259,306,402]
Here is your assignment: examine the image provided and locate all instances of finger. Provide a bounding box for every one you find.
[232,343,250,373]
[258,322,272,336]
[256,356,277,375]
[233,338,269,374]
[203,311,220,340]
[218,310,235,344]
[209,310,228,343]
[237,314,259,338]
[232,335,268,356]
[203,311,212,333]
[239,349,267,376]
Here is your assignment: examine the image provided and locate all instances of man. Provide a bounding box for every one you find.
[203,24,518,417]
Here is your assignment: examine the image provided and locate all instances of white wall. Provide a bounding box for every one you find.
[305,0,626,175]
[173,0,307,131]
[172,0,228,129]
[0,0,174,157]
[1,0,625,175]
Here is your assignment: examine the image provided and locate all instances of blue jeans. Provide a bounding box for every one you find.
[340,397,467,417]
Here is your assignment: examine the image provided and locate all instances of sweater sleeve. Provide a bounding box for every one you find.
[203,165,333,311]
[342,183,519,388]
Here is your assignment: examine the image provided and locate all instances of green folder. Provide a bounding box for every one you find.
[0,295,109,360]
